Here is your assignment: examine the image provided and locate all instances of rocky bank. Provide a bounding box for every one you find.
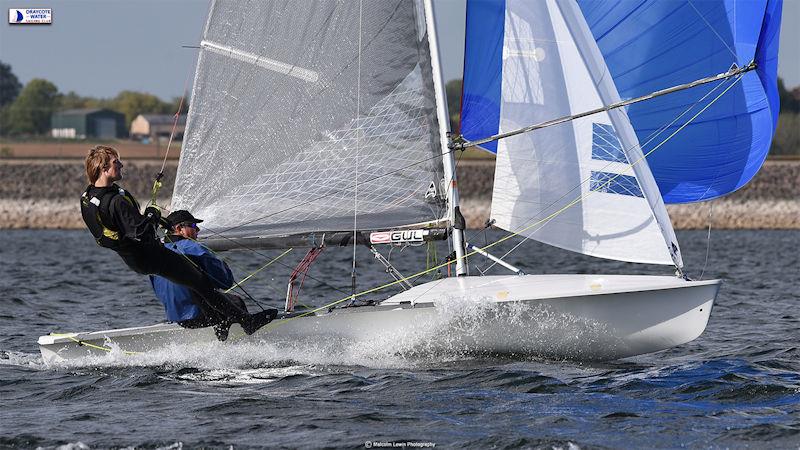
[0,159,797,229]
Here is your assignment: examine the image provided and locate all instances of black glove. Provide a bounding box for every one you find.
[144,206,162,226]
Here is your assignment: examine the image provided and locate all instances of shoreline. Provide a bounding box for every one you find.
[1,159,797,230]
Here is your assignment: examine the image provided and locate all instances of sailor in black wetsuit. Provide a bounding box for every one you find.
[80,145,276,340]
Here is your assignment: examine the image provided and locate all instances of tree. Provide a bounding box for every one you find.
[772,113,800,156]
[445,79,463,134]
[112,90,172,125]
[0,61,22,107]
[58,91,91,110]
[777,77,800,114]
[169,94,190,116]
[5,78,59,136]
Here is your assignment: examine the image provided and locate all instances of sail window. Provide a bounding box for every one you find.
[591,123,627,164]
[590,171,643,198]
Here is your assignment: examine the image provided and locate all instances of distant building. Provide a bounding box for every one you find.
[130,114,186,142]
[51,108,126,139]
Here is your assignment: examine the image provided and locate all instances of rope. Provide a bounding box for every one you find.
[53,63,746,356]
[224,248,293,294]
[198,231,350,296]
[286,247,324,312]
[259,70,748,331]
[147,70,193,209]
[351,0,364,301]
[687,0,739,60]
[699,202,714,280]
[48,333,140,355]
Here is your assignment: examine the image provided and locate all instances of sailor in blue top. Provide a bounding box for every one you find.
[149,210,274,340]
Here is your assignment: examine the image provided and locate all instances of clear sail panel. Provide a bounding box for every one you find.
[173,0,445,239]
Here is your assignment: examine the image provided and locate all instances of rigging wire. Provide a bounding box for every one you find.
[699,202,714,281]
[197,66,748,297]
[458,62,755,151]
[184,63,749,306]
[687,0,739,60]
[479,73,740,273]
[351,0,364,301]
[59,69,748,355]
[259,69,750,329]
[198,231,351,296]
[147,57,195,209]
[197,148,451,241]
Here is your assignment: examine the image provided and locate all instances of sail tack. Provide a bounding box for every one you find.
[173,0,445,239]
[577,0,783,203]
[462,0,680,265]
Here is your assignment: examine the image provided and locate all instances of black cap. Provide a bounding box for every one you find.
[166,210,204,228]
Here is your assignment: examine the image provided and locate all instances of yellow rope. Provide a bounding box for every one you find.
[49,333,140,355]
[256,72,746,332]
[149,178,163,208]
[224,248,293,293]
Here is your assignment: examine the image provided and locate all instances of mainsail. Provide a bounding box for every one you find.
[461,0,680,266]
[173,0,446,241]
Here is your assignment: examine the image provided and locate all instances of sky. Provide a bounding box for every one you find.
[0,0,798,101]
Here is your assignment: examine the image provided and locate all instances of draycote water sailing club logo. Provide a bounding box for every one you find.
[8,8,52,24]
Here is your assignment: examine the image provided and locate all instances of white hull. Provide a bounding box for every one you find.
[38,274,720,364]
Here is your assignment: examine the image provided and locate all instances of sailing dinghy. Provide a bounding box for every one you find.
[39,0,781,364]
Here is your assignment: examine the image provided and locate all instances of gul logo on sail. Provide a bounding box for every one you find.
[8,8,52,24]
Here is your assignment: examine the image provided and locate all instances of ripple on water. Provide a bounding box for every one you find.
[1,229,799,448]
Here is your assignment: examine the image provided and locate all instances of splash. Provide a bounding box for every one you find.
[36,292,626,375]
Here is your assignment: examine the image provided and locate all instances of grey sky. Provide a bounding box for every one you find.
[0,0,798,101]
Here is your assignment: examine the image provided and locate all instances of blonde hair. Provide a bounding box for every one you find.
[85,145,119,184]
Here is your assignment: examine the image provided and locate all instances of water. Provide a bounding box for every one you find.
[1,229,798,449]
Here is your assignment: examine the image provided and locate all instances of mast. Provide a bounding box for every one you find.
[423,0,468,276]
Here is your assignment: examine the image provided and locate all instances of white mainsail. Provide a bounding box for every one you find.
[488,0,681,266]
[173,0,446,240]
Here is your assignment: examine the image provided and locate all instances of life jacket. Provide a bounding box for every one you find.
[80,185,138,249]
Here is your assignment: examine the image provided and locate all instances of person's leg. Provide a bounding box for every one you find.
[153,247,277,336]
[177,315,218,329]
[149,246,247,322]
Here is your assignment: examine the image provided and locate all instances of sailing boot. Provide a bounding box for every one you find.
[242,309,278,335]
[213,319,232,342]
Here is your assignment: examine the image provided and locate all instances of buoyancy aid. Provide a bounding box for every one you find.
[80,184,139,249]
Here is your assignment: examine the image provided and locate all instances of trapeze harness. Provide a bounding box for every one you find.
[80,185,139,249]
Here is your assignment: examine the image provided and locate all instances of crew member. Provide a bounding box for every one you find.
[151,210,260,341]
[80,145,275,340]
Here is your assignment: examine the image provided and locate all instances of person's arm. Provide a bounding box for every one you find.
[109,195,154,241]
[181,240,235,289]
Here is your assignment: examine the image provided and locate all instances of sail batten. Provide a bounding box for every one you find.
[174,0,446,241]
[200,40,320,82]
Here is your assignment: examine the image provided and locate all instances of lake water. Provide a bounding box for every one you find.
[0,229,798,449]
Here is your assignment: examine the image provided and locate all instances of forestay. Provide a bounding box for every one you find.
[173,0,446,240]
[461,0,680,266]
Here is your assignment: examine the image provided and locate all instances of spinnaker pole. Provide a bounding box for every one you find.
[457,62,756,150]
[424,0,468,276]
